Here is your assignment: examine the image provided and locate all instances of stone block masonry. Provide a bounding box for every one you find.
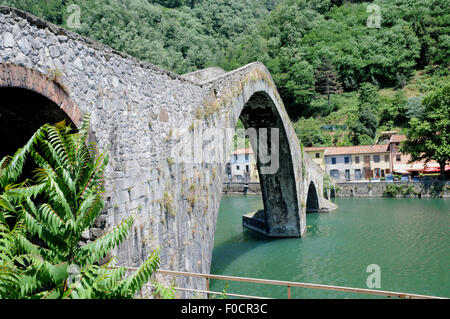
[0,6,337,296]
[335,181,450,198]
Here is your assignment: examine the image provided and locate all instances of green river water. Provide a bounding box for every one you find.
[210,195,450,298]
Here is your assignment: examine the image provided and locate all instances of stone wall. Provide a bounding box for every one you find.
[335,181,450,198]
[222,182,262,194]
[0,6,337,296]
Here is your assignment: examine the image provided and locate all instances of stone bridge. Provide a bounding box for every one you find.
[0,7,336,293]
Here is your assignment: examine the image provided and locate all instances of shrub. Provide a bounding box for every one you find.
[0,116,160,298]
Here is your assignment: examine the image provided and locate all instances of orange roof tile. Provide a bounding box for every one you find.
[389,134,407,143]
[324,144,389,156]
[230,148,254,155]
[304,146,328,152]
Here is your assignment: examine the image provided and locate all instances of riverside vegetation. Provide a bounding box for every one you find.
[0,116,161,298]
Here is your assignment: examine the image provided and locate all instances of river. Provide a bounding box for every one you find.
[210,195,450,298]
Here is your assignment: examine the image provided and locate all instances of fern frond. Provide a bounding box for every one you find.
[74,216,134,266]
[118,248,160,295]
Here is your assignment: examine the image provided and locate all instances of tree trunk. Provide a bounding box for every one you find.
[439,161,446,181]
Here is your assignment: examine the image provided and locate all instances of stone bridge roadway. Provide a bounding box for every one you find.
[0,7,336,294]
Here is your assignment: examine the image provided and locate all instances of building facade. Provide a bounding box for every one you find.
[305,133,449,182]
[305,144,391,182]
[304,147,327,170]
[225,148,259,182]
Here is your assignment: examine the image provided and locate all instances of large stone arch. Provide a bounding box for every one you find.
[201,63,307,238]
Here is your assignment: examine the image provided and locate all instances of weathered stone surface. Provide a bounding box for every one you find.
[335,181,450,198]
[0,6,337,296]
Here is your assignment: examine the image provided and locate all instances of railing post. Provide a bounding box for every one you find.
[206,278,210,299]
[287,286,291,299]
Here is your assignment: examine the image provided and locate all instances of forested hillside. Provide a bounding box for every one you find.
[2,0,278,73]
[3,0,449,147]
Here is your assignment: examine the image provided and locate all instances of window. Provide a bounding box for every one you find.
[374,168,381,177]
[236,165,240,170]
[330,169,340,179]
[245,154,249,161]
[234,155,238,161]
[385,155,390,162]
[355,169,361,180]
[344,157,350,164]
[246,165,249,173]
[374,155,380,163]
[331,157,336,165]
[364,155,370,163]
[315,153,320,158]
[355,156,360,164]
[396,154,401,162]
[345,169,350,180]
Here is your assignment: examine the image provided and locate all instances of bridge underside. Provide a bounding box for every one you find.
[0,87,75,160]
[239,92,301,237]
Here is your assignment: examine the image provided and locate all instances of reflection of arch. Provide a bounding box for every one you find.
[0,64,82,158]
[306,181,319,213]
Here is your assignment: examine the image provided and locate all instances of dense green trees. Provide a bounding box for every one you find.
[3,0,276,74]
[0,117,160,298]
[401,84,450,180]
[220,0,448,118]
[3,0,449,148]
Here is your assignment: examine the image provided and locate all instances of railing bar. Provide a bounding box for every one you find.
[118,267,444,299]
[152,269,444,299]
[143,283,271,299]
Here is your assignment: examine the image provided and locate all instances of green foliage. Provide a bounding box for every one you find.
[405,96,425,119]
[294,117,332,147]
[0,116,160,298]
[349,83,380,144]
[401,83,450,180]
[152,280,176,299]
[383,184,401,197]
[3,0,276,74]
[383,184,417,197]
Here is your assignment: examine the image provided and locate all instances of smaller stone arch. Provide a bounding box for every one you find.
[306,181,320,213]
[0,63,83,126]
[0,63,84,159]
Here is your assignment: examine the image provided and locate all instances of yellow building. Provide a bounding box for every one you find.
[306,145,391,181]
[304,147,327,170]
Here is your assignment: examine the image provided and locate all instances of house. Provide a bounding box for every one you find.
[303,146,327,170]
[388,134,448,177]
[225,148,259,182]
[305,144,391,181]
[324,144,391,181]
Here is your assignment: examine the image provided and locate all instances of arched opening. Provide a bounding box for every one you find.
[232,91,300,238]
[0,87,77,159]
[306,181,319,213]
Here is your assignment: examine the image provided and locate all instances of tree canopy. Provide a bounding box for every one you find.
[401,83,450,180]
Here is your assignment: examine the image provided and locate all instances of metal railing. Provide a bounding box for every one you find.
[123,267,446,299]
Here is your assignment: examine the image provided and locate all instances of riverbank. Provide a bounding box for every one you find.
[222,181,450,198]
[334,181,450,198]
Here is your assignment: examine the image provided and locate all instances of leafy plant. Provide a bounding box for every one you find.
[151,280,176,299]
[0,115,160,298]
